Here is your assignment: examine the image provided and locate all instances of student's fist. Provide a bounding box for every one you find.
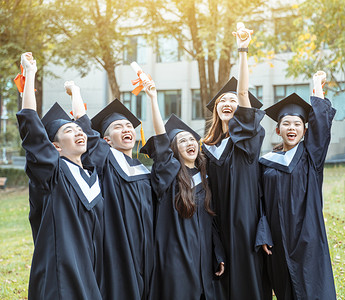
[313,71,326,86]
[21,52,37,73]
[232,22,253,49]
[64,81,80,96]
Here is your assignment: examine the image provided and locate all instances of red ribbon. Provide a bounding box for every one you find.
[13,64,37,93]
[131,71,152,96]
[14,65,25,93]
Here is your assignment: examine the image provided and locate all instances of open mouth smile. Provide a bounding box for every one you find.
[75,138,85,145]
[186,147,196,155]
[122,134,133,141]
[222,107,232,113]
[287,132,297,141]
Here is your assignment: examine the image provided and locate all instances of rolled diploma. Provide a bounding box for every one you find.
[130,62,150,82]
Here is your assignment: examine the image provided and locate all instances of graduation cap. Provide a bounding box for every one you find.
[165,114,201,142]
[206,76,263,111]
[91,98,141,136]
[41,102,73,141]
[265,92,312,123]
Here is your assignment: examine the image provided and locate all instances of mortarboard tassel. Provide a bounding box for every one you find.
[137,122,149,159]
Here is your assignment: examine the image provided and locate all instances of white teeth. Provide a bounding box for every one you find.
[123,134,132,140]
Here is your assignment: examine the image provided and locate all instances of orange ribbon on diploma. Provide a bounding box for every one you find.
[14,64,37,93]
[130,62,152,96]
[14,65,26,93]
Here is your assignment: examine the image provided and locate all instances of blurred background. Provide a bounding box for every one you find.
[1,1,345,299]
[1,0,345,168]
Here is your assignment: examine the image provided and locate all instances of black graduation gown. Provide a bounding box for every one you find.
[16,109,104,300]
[258,97,337,300]
[141,133,226,300]
[202,106,266,300]
[76,115,154,300]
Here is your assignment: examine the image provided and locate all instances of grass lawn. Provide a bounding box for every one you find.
[0,165,345,299]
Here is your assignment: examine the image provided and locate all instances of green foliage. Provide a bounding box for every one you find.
[134,151,153,167]
[323,165,345,296]
[0,189,32,300]
[142,0,267,113]
[48,0,140,98]
[252,0,345,95]
[0,168,28,188]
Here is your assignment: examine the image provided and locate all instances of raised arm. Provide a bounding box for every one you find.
[232,23,253,108]
[143,80,165,135]
[21,52,37,110]
[64,81,86,119]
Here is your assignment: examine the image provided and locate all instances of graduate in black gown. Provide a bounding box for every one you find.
[202,24,268,299]
[140,79,225,300]
[66,81,153,300]
[16,53,104,299]
[257,71,337,299]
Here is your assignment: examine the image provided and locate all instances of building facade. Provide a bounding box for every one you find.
[43,39,345,160]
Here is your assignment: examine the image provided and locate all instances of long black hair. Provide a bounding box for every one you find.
[170,136,214,219]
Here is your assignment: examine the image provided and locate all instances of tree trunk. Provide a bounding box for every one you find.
[207,57,217,97]
[35,75,43,117]
[105,65,120,101]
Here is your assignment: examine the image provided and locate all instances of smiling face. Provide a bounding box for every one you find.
[276,115,306,151]
[176,131,199,168]
[216,92,239,123]
[103,119,136,157]
[53,123,87,159]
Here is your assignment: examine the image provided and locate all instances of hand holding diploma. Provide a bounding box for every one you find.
[130,62,155,96]
[232,22,253,49]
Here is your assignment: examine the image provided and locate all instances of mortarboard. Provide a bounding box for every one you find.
[265,92,312,123]
[41,102,72,141]
[165,114,201,142]
[91,98,141,136]
[206,76,263,111]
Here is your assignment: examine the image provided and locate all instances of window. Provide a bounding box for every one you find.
[249,86,263,102]
[274,84,309,103]
[192,89,203,120]
[157,90,181,119]
[123,36,147,65]
[121,91,146,121]
[156,36,182,63]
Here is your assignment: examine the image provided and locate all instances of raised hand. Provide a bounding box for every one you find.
[232,22,253,49]
[313,71,326,99]
[313,70,326,86]
[21,52,37,74]
[64,80,80,96]
[143,79,157,100]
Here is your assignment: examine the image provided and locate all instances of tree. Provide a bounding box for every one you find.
[285,0,345,95]
[0,0,53,117]
[49,0,139,100]
[253,0,345,97]
[142,0,265,119]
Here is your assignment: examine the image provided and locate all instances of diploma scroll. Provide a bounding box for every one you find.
[130,62,155,95]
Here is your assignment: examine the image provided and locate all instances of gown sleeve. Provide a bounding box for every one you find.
[304,97,336,170]
[228,106,265,163]
[255,164,273,251]
[140,133,180,198]
[16,109,59,190]
[212,217,226,270]
[75,114,110,168]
